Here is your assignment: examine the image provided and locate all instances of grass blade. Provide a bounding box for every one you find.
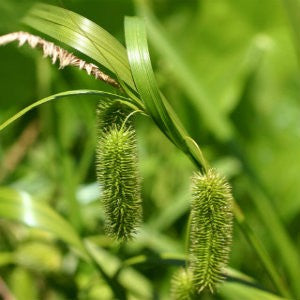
[134,1,234,142]
[125,17,183,145]
[0,89,132,132]
[23,3,135,88]
[125,16,208,172]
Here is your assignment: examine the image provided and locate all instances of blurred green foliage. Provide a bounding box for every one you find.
[1,0,300,299]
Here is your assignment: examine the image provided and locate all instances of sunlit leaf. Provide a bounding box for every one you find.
[125,16,207,172]
[0,187,88,260]
[23,3,135,89]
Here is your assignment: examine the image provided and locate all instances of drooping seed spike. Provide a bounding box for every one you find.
[96,104,142,241]
[189,169,233,293]
[171,268,196,300]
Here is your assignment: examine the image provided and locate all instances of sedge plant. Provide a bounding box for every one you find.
[0,2,294,299]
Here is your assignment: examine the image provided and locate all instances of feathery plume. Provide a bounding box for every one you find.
[0,31,120,88]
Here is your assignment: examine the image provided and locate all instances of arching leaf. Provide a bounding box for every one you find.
[23,3,135,89]
[0,89,132,132]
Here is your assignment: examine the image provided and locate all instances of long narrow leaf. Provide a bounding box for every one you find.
[125,16,207,172]
[0,89,132,132]
[23,3,135,88]
[125,17,182,144]
[135,1,234,142]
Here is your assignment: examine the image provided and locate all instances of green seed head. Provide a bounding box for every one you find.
[171,268,196,300]
[96,101,142,241]
[189,169,233,293]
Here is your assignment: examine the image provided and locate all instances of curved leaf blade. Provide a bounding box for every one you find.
[125,16,207,172]
[23,3,135,89]
[134,1,234,141]
[0,89,132,132]
[125,17,177,141]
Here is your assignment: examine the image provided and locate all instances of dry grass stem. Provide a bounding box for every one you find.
[0,31,120,88]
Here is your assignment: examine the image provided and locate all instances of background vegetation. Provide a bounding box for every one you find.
[1,0,300,299]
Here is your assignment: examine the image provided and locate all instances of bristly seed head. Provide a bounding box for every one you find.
[189,169,233,293]
[171,268,196,300]
[0,31,120,88]
[96,101,142,241]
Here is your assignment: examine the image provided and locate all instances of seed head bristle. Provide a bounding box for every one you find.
[96,101,142,241]
[0,31,120,88]
[189,169,233,293]
[171,268,196,300]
